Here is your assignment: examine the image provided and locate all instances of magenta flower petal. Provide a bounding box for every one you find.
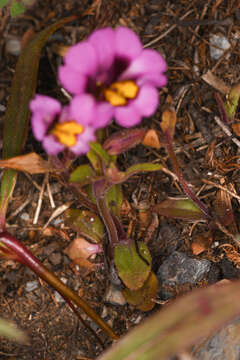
[70,127,96,155]
[95,102,113,128]
[114,106,141,128]
[42,135,65,155]
[137,73,168,87]
[89,28,115,71]
[70,94,96,126]
[30,95,61,141]
[63,42,98,75]
[115,27,142,60]
[121,49,167,79]
[132,84,159,117]
[58,65,87,95]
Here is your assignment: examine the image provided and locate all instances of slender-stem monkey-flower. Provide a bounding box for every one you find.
[58,27,167,128]
[30,95,96,155]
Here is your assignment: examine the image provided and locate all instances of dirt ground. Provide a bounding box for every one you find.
[1,0,240,359]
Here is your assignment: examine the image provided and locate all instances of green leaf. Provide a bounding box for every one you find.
[123,272,158,311]
[0,318,27,343]
[90,142,111,165]
[0,15,78,227]
[106,184,123,217]
[10,0,25,17]
[70,164,95,184]
[224,82,240,120]
[0,0,9,8]
[125,163,162,177]
[65,209,104,243]
[153,199,207,221]
[106,163,163,185]
[114,240,151,291]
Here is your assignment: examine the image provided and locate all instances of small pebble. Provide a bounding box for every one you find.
[49,252,61,266]
[20,212,30,221]
[25,280,39,292]
[210,34,231,60]
[0,104,6,112]
[101,306,108,318]
[105,284,127,306]
[54,277,67,303]
[5,38,21,56]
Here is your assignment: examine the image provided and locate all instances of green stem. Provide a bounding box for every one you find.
[164,131,210,219]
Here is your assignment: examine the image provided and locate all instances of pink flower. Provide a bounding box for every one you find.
[30,95,96,155]
[59,27,167,128]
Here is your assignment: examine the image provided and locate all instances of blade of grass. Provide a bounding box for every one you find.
[98,280,240,360]
[0,15,79,229]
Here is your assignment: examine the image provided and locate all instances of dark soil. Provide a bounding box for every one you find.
[1,0,240,359]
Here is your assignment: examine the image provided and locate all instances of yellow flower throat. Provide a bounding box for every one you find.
[104,80,139,106]
[50,121,84,147]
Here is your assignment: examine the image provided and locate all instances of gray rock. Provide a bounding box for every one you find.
[210,34,231,60]
[157,251,211,300]
[192,317,240,360]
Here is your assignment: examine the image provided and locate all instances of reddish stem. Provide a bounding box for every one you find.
[0,231,118,340]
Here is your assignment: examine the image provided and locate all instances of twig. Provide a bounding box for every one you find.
[214,116,240,148]
[33,174,48,224]
[143,10,194,48]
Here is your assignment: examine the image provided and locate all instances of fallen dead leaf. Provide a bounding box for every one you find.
[142,129,161,149]
[0,153,57,174]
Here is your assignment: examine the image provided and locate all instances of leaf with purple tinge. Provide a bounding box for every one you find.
[103,128,147,155]
[123,271,158,311]
[114,240,151,291]
[153,199,207,221]
[106,163,163,184]
[0,15,78,228]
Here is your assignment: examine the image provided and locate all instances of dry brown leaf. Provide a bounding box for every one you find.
[64,237,102,271]
[0,153,55,174]
[201,70,230,94]
[161,107,176,139]
[191,233,213,255]
[232,122,240,137]
[142,129,161,149]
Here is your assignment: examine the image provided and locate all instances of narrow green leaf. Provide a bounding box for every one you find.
[107,163,163,185]
[114,240,151,291]
[224,82,240,120]
[125,163,163,177]
[153,199,207,221]
[70,164,95,184]
[0,15,78,226]
[0,0,9,8]
[10,0,25,17]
